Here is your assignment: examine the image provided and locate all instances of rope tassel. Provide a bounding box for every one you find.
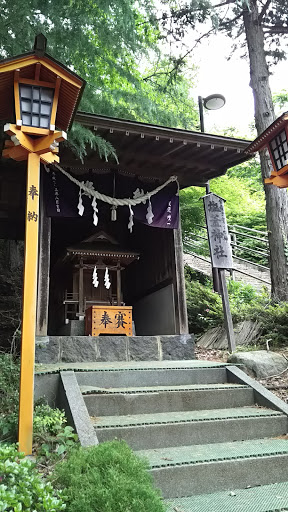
[146,197,154,225]
[77,190,84,216]
[92,266,99,288]
[104,267,111,289]
[92,197,98,226]
[128,205,134,233]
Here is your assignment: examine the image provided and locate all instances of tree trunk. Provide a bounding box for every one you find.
[243,0,288,300]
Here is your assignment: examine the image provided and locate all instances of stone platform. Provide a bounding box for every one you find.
[35,334,195,364]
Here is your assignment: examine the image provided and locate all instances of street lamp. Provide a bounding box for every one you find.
[0,34,85,455]
[198,94,226,294]
[198,94,226,133]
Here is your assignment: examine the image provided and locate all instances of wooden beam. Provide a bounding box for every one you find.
[18,152,41,455]
[50,76,61,130]
[218,269,236,353]
[34,63,41,82]
[117,261,121,306]
[19,78,56,88]
[172,222,189,334]
[78,258,84,316]
[36,175,51,336]
[14,69,21,127]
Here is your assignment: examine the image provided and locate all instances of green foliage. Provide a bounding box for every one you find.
[33,404,78,460]
[0,355,77,458]
[185,266,269,334]
[185,266,223,333]
[0,444,65,511]
[226,279,269,324]
[0,354,20,442]
[180,173,266,260]
[273,90,288,112]
[51,440,165,512]
[0,240,23,350]
[0,1,200,160]
[249,301,288,347]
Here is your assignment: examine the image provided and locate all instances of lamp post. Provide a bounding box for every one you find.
[198,94,226,134]
[198,94,226,293]
[0,34,85,455]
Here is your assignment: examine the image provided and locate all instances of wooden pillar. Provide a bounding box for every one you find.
[18,152,41,455]
[172,221,189,334]
[36,169,51,336]
[117,261,121,306]
[79,258,84,317]
[219,269,236,352]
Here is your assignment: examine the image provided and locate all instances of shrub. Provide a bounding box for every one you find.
[0,353,77,455]
[33,404,78,460]
[0,444,65,511]
[249,301,288,347]
[0,354,19,441]
[184,266,270,335]
[51,440,165,512]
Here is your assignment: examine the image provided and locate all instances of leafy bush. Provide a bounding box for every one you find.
[185,267,223,334]
[0,354,19,441]
[0,444,65,511]
[0,355,77,457]
[51,441,165,512]
[33,404,78,460]
[249,301,288,347]
[185,267,270,335]
[226,279,269,323]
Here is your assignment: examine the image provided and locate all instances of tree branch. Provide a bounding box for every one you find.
[213,0,235,7]
[219,11,244,29]
[143,28,215,82]
[263,24,288,34]
[258,0,272,24]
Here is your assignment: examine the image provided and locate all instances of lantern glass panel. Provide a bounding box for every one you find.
[269,130,288,171]
[19,85,54,129]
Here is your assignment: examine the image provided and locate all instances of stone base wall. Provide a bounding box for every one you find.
[35,334,195,364]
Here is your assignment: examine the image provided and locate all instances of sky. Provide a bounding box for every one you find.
[189,32,288,138]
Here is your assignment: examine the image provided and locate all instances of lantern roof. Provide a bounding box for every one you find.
[246,112,288,154]
[0,34,86,132]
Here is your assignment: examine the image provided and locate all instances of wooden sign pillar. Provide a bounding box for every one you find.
[18,153,40,454]
[203,193,236,353]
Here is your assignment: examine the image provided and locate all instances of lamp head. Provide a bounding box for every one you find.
[203,94,226,111]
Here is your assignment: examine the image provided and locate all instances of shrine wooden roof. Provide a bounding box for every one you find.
[0,50,85,131]
[60,112,253,189]
[246,113,288,154]
[64,243,139,263]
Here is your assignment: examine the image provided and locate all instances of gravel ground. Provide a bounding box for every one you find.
[195,346,288,404]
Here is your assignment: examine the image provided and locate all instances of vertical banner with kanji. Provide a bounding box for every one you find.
[203,193,233,269]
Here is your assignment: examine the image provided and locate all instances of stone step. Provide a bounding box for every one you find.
[137,438,288,498]
[92,407,287,450]
[84,384,254,416]
[76,366,227,388]
[165,481,288,512]
[81,382,245,395]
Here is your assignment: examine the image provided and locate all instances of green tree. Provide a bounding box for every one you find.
[158,0,288,300]
[0,1,199,160]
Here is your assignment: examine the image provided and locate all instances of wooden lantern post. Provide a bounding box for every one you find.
[0,34,85,454]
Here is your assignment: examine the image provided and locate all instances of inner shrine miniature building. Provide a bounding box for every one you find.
[0,90,252,337]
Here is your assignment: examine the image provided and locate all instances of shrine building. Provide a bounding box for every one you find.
[0,109,251,339]
[0,39,252,340]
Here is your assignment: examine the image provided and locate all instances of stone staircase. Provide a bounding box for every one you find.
[68,359,288,510]
[184,252,271,292]
[35,358,288,510]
